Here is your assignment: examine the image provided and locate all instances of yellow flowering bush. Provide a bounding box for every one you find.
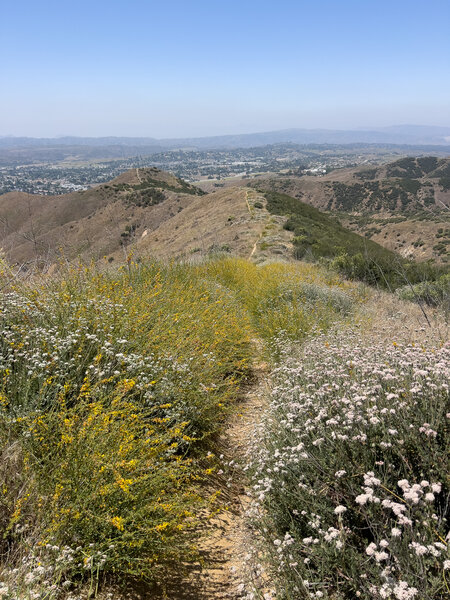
[199,258,362,344]
[0,257,360,595]
[20,398,200,580]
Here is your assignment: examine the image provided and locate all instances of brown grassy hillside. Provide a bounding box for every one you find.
[0,168,292,268]
[0,168,199,266]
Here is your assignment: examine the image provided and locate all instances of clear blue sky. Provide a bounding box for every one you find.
[1,0,449,137]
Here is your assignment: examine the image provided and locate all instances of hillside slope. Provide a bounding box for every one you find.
[0,168,202,266]
[0,168,292,267]
[1,164,444,285]
[251,156,450,262]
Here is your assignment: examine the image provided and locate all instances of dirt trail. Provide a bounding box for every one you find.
[156,360,269,600]
[249,233,263,259]
[246,190,261,260]
[244,190,252,214]
[194,362,269,599]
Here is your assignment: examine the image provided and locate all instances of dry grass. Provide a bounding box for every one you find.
[0,173,294,270]
[354,288,448,346]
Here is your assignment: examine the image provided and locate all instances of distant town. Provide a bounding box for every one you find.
[0,143,418,195]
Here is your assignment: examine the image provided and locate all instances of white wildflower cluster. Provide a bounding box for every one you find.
[397,479,441,505]
[0,544,86,600]
[0,291,201,427]
[246,333,449,599]
[373,580,419,599]
[365,541,389,562]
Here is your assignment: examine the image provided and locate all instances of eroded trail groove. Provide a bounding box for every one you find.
[159,360,270,600]
[196,361,269,599]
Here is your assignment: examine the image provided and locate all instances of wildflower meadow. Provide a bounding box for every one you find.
[0,257,357,598]
[247,333,449,599]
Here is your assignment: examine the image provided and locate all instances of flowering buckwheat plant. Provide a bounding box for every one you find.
[247,333,449,599]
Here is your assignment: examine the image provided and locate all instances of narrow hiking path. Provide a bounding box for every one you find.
[151,356,270,600]
[249,232,263,259]
[97,353,270,600]
[245,189,263,260]
[244,188,294,263]
[99,291,442,600]
[245,190,252,214]
[245,189,268,261]
[191,360,270,599]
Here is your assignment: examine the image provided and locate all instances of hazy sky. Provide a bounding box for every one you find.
[2,0,450,138]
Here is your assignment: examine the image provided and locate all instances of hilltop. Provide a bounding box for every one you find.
[0,167,295,267]
[0,163,447,294]
[0,168,202,266]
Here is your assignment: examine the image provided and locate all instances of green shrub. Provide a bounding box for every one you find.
[330,252,448,291]
[261,190,400,273]
[439,177,450,191]
[396,273,450,312]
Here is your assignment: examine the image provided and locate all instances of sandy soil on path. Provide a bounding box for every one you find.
[156,360,270,600]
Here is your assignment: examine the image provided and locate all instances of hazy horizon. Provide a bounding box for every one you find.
[2,0,450,138]
[2,123,450,142]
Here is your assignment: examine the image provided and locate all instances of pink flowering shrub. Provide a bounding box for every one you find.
[248,334,449,599]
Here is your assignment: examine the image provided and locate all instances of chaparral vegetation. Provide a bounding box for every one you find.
[0,252,447,600]
[246,333,449,599]
[0,256,363,598]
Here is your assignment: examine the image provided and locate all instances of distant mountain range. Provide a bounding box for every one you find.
[2,125,450,150]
